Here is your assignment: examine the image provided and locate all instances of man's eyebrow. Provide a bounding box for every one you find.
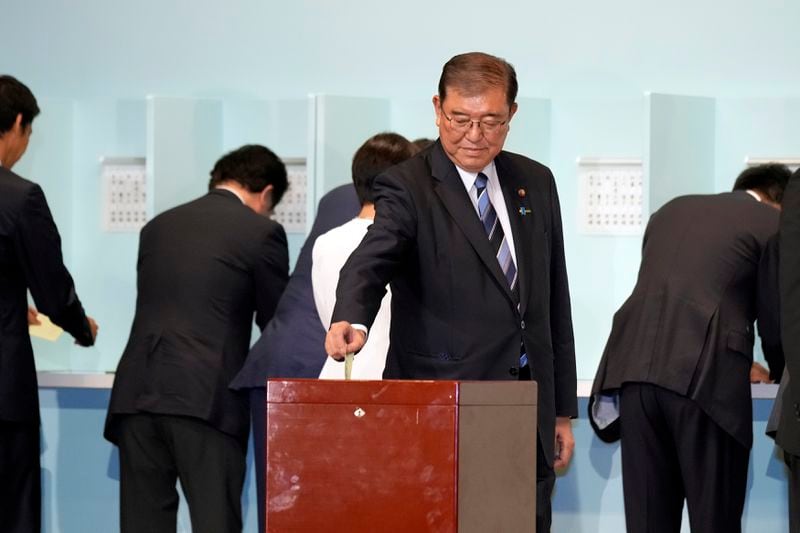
[450,110,505,118]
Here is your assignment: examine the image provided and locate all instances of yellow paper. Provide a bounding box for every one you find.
[29,313,63,342]
[344,353,354,380]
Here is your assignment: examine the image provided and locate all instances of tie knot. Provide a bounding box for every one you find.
[475,172,488,190]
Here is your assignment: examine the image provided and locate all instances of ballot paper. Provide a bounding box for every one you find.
[29,313,63,342]
[344,353,354,380]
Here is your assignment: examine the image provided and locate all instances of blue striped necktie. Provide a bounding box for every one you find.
[475,172,518,295]
[475,172,528,370]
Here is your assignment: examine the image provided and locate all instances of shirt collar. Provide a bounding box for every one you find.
[214,185,246,204]
[745,189,762,202]
[454,161,498,191]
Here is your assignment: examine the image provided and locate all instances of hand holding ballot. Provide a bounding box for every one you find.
[27,306,40,326]
[325,321,366,361]
[28,307,98,344]
[28,310,62,342]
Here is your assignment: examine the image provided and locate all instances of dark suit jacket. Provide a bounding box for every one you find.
[104,189,289,445]
[757,234,784,382]
[591,191,779,449]
[0,167,93,423]
[230,184,359,387]
[775,171,800,456]
[331,141,577,466]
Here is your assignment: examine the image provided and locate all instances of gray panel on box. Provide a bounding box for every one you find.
[458,381,538,533]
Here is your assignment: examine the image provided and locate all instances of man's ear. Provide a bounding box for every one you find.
[260,184,275,213]
[0,114,22,141]
[432,95,441,127]
[508,102,519,124]
[3,113,24,138]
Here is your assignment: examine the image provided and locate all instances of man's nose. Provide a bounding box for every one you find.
[465,121,484,141]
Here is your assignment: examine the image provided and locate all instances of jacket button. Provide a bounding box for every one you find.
[509,367,519,376]
[521,320,526,330]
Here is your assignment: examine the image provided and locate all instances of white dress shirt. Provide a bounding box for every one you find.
[314,217,390,380]
[745,189,762,202]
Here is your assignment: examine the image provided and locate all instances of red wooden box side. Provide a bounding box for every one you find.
[266,378,458,405]
[265,379,459,533]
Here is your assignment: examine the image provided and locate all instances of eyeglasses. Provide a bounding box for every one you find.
[440,108,509,134]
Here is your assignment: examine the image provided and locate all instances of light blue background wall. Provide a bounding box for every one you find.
[5,0,800,376]
[4,1,800,99]
[4,0,800,531]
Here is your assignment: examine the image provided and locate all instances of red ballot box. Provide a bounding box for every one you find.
[265,379,537,533]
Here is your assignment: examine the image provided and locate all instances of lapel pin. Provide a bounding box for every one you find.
[517,188,527,198]
[519,206,532,216]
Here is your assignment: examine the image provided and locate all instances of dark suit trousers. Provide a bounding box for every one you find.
[250,388,267,533]
[117,414,246,533]
[536,435,556,533]
[0,420,40,533]
[787,452,800,533]
[619,383,748,533]
[519,365,556,533]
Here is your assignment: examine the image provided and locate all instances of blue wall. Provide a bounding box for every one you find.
[39,388,258,532]
[4,1,800,100]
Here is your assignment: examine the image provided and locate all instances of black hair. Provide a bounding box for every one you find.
[412,138,434,151]
[208,144,288,206]
[352,133,417,205]
[438,52,518,109]
[732,163,791,204]
[0,75,39,135]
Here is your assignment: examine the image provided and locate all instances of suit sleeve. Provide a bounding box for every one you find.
[253,224,289,331]
[781,172,800,407]
[548,172,578,418]
[13,184,93,346]
[757,234,784,381]
[331,172,415,328]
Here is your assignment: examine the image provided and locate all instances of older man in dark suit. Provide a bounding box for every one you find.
[590,164,790,533]
[0,75,97,533]
[325,52,577,532]
[105,145,289,533]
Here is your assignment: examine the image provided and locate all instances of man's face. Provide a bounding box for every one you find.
[433,86,517,173]
[2,117,32,169]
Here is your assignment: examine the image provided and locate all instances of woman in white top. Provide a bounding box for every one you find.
[312,132,419,380]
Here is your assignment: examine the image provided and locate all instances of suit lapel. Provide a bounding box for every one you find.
[496,153,535,316]
[429,143,516,306]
